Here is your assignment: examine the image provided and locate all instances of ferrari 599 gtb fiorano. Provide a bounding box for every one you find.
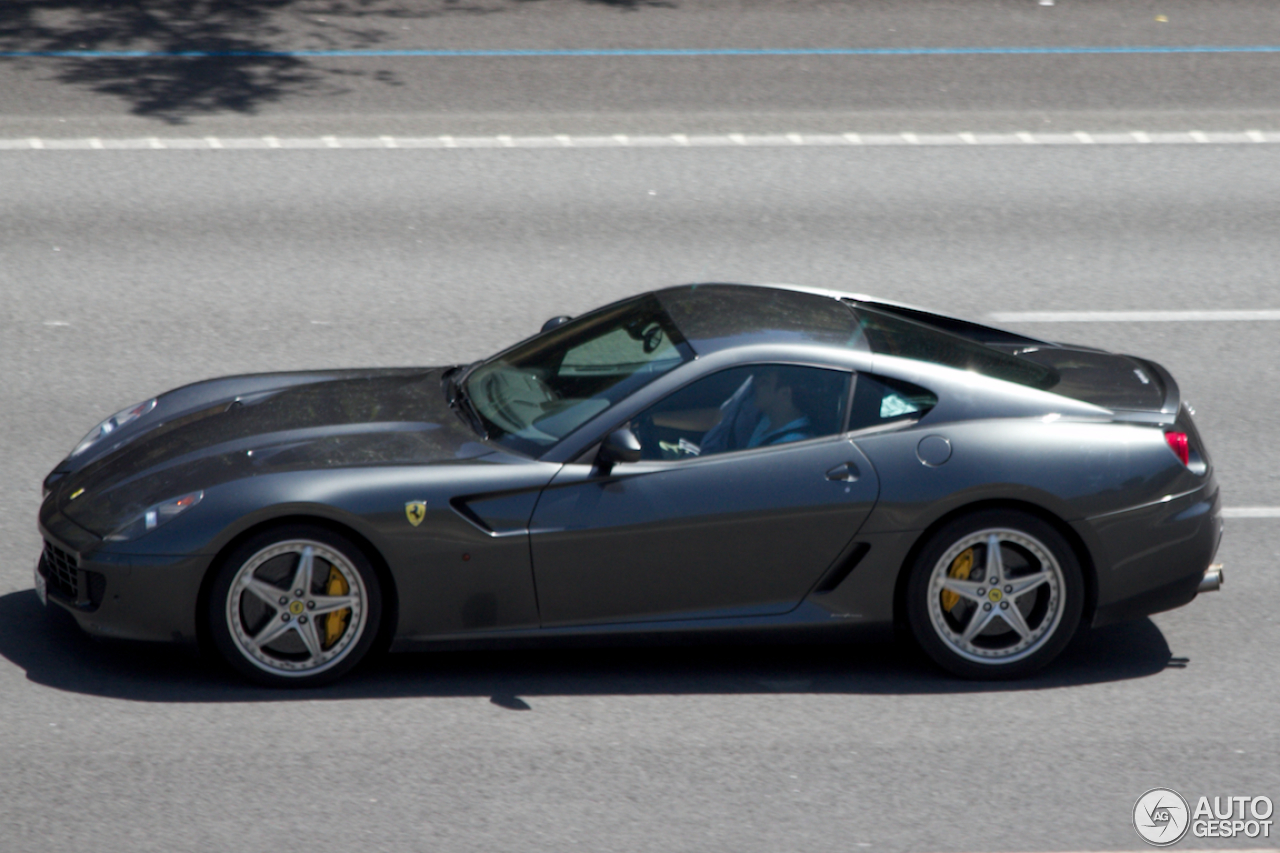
[36,284,1223,685]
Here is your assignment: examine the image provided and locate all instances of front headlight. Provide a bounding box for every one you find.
[72,398,157,457]
[105,491,203,542]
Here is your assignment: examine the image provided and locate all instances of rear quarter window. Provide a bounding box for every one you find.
[849,374,938,431]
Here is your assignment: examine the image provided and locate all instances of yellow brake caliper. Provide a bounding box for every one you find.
[323,566,350,649]
[940,548,974,613]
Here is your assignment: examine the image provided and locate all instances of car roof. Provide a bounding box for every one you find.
[653,283,865,356]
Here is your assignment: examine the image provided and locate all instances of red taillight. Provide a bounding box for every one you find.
[1165,431,1190,466]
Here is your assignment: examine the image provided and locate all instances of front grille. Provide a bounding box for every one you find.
[42,540,80,601]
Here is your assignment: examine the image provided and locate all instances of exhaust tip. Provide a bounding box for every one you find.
[1199,563,1224,594]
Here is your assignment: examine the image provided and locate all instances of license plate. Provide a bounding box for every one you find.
[34,558,47,606]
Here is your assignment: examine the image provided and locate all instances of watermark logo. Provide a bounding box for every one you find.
[1133,789,1274,845]
[1190,795,1274,839]
[1134,788,1191,846]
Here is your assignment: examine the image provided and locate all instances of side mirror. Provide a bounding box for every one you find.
[598,427,642,467]
[541,315,572,333]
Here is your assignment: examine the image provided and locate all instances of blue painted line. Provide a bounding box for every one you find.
[3,45,1280,59]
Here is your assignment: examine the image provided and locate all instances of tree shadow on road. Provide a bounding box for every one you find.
[0,589,1183,704]
[0,0,675,124]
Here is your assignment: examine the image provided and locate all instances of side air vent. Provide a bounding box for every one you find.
[814,542,870,594]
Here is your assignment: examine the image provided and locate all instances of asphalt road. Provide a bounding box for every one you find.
[4,0,1280,136]
[2,3,1279,852]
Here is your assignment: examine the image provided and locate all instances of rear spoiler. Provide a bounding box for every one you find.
[1112,357,1181,424]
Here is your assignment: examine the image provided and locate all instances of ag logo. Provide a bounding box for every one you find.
[405,500,427,527]
[1134,788,1191,846]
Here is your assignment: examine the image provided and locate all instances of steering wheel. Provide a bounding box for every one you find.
[483,370,557,431]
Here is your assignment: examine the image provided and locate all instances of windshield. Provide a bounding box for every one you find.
[852,306,1059,391]
[462,294,693,455]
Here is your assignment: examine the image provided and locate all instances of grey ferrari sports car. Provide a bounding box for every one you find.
[36,283,1223,685]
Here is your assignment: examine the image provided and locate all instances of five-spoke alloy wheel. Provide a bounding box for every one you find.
[906,510,1083,679]
[207,525,382,687]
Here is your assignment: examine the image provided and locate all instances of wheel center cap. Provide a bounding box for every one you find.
[988,589,1003,603]
[288,600,305,615]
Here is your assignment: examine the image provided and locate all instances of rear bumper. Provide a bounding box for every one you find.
[1081,482,1222,627]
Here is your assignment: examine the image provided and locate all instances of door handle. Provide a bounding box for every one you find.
[825,462,861,482]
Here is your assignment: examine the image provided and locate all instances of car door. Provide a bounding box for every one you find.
[527,364,880,627]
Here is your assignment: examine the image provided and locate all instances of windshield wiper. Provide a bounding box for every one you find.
[445,367,488,439]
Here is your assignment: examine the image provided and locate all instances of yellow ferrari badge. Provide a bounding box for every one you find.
[405,500,427,527]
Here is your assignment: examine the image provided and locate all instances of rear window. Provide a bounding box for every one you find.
[850,306,1058,391]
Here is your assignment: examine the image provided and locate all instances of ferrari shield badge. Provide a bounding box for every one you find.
[405,500,427,527]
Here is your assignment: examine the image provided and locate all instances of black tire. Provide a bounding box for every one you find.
[906,509,1083,680]
[206,524,382,687]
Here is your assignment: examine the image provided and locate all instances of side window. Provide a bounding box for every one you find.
[631,365,851,460]
[848,374,937,432]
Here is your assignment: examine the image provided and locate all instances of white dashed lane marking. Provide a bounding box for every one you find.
[2,130,1280,151]
[991,310,1280,322]
[17,135,1279,517]
[1223,507,1280,518]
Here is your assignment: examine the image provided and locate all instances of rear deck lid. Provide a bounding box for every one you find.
[1007,346,1177,416]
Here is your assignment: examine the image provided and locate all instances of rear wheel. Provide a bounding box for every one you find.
[906,510,1083,679]
[207,525,382,687]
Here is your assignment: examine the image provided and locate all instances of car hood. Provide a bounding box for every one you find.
[58,367,488,536]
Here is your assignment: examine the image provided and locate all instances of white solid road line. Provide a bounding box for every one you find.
[1223,507,1280,518]
[3,130,1280,151]
[24,321,1280,520]
[990,310,1280,322]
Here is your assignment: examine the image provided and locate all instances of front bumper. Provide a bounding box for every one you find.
[1082,481,1223,627]
[37,514,211,644]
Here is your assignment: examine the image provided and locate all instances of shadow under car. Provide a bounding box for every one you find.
[0,589,1181,704]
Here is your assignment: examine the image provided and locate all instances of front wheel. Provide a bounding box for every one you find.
[207,525,382,687]
[906,510,1083,680]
